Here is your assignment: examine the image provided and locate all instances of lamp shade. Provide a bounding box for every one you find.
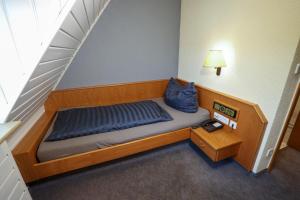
[203,50,226,68]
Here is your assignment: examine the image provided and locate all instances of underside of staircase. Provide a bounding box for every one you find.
[0,0,111,123]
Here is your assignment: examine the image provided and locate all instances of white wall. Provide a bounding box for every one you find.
[179,0,300,172]
[259,40,300,171]
[57,0,181,89]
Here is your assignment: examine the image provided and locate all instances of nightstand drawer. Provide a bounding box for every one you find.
[216,145,240,161]
[191,128,242,162]
[191,132,217,161]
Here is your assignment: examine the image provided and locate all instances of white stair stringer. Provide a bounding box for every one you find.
[5,0,111,122]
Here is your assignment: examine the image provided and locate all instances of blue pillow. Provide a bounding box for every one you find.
[164,78,198,113]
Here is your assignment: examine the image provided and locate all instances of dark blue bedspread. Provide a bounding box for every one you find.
[46,100,173,141]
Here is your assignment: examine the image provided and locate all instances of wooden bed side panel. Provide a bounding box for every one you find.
[44,79,169,111]
[26,128,190,183]
[13,112,55,155]
[194,83,267,171]
[13,112,56,182]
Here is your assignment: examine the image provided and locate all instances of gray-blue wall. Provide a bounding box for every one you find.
[57,0,181,89]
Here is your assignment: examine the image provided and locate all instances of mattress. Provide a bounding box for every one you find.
[46,100,173,141]
[37,98,210,162]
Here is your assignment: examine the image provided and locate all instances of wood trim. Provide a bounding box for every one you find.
[268,83,300,171]
[253,104,268,125]
[287,111,300,149]
[45,79,169,111]
[53,79,168,93]
[13,112,55,155]
[13,112,56,182]
[17,128,190,183]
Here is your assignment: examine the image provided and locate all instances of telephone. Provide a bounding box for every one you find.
[192,119,224,132]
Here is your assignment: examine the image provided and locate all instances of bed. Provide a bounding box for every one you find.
[38,98,210,162]
[13,79,267,183]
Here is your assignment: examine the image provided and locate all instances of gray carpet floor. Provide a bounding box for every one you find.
[29,142,300,200]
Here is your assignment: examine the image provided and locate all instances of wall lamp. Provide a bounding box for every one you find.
[203,50,226,76]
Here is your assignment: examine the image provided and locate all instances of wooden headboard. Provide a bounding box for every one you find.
[44,79,169,112]
[178,79,268,171]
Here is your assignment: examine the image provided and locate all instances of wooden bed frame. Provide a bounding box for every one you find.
[13,79,267,183]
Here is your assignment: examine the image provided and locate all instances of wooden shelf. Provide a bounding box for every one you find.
[191,128,242,162]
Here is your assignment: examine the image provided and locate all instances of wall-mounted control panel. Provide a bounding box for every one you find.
[214,112,229,125]
[213,101,239,119]
[214,112,238,129]
[229,120,237,129]
[213,100,239,129]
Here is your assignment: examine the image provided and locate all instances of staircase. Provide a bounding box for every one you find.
[0,0,111,123]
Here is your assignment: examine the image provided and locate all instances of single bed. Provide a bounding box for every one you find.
[13,79,267,183]
[38,98,210,162]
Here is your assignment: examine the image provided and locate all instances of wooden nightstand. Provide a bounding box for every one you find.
[191,128,242,162]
